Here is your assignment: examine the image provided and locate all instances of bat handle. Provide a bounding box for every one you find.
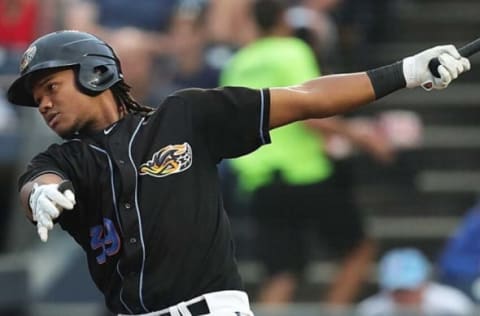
[58,180,74,194]
[428,58,442,78]
[428,38,480,78]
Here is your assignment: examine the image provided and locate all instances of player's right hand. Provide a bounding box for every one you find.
[403,45,471,91]
[28,181,76,242]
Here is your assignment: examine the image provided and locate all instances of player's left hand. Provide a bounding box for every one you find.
[403,45,471,91]
[29,181,76,242]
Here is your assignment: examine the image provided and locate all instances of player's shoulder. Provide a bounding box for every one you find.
[169,87,218,101]
[166,87,251,105]
[30,139,90,166]
[158,87,263,117]
[47,138,89,154]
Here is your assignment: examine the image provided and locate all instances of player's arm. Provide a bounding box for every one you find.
[20,173,63,220]
[270,72,374,128]
[269,45,471,128]
[20,173,76,242]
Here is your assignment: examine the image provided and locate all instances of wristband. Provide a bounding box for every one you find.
[366,61,406,99]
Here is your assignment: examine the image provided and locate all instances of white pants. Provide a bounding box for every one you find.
[118,290,254,316]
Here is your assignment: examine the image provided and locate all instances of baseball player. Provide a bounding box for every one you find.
[8,30,469,315]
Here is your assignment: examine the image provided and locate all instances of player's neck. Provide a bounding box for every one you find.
[91,90,124,131]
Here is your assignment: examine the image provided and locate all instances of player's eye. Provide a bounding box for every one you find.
[47,83,58,92]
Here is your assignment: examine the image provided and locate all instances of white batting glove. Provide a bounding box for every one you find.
[29,181,76,242]
[403,45,471,91]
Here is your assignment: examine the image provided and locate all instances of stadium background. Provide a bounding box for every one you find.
[0,0,479,315]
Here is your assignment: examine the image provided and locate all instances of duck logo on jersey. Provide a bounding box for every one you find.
[139,142,193,177]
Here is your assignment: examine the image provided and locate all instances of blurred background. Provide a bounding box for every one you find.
[1,0,480,315]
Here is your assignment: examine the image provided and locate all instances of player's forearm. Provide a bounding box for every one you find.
[20,174,63,220]
[301,73,378,117]
[270,44,472,129]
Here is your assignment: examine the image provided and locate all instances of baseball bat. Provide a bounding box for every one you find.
[429,37,480,77]
[58,180,74,194]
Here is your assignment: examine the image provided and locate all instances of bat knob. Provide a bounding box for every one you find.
[428,58,441,78]
[58,180,74,194]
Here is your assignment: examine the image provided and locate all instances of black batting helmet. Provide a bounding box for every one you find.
[7,30,124,107]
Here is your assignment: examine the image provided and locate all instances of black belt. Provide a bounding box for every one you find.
[158,298,209,316]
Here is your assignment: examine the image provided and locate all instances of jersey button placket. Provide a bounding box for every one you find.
[124,202,131,210]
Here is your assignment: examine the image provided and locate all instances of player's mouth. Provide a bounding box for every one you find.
[47,112,60,128]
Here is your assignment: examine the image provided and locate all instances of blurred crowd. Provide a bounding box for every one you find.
[0,0,399,101]
[0,0,479,315]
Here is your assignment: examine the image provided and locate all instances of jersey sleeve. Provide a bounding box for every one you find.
[17,143,76,191]
[173,87,271,160]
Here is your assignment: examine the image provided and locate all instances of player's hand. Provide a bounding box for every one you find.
[403,45,471,91]
[28,181,76,242]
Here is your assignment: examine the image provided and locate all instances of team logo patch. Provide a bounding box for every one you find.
[20,45,37,73]
[139,142,192,177]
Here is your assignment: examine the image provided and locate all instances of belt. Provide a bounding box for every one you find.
[158,298,209,316]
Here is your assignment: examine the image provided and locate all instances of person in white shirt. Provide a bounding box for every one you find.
[356,248,475,316]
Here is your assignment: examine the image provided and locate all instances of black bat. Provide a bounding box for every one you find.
[429,37,480,77]
[58,180,74,194]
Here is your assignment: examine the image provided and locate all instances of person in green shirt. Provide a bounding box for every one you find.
[220,0,392,305]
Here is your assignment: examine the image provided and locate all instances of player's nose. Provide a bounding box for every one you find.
[38,95,53,113]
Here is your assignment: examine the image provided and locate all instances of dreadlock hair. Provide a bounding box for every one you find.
[111,81,155,115]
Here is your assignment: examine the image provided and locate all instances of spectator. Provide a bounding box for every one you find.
[63,0,180,105]
[437,200,480,303]
[158,1,221,98]
[332,0,400,71]
[357,248,475,316]
[0,0,38,50]
[220,0,392,306]
[0,0,60,252]
[205,0,257,48]
[285,0,342,73]
[104,28,161,106]
[63,0,178,50]
[0,91,19,251]
[0,0,57,73]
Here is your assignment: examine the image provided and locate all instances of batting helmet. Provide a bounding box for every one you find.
[7,30,123,107]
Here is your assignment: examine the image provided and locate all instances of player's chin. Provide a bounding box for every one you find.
[54,125,78,139]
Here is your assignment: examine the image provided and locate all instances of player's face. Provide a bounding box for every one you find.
[391,287,423,306]
[32,69,101,138]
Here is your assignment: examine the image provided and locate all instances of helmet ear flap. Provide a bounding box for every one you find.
[76,61,122,95]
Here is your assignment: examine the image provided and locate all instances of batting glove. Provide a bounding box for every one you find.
[29,181,76,242]
[403,45,471,91]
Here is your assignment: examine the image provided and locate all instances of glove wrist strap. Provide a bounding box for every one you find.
[366,61,406,99]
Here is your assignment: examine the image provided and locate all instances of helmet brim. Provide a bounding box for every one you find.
[7,63,77,107]
[7,74,36,107]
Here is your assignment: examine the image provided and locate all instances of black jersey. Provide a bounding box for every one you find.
[18,87,271,314]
